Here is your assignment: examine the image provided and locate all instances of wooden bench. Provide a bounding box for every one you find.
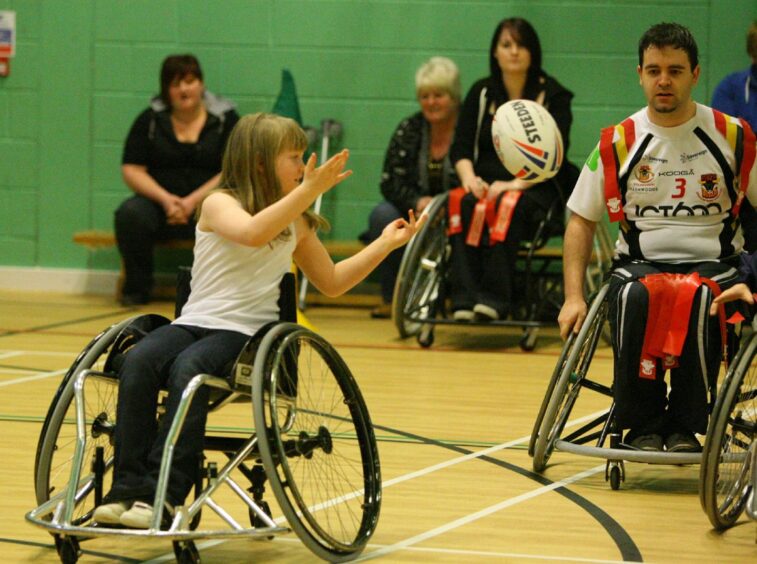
[73,230,195,299]
[73,230,366,300]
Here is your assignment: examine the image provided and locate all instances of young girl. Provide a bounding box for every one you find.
[710,253,757,314]
[93,112,425,528]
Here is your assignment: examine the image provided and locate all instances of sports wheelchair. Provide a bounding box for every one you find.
[26,274,381,563]
[699,313,757,534]
[529,282,721,490]
[392,191,614,350]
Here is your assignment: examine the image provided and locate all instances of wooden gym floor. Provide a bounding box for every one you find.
[1,289,755,563]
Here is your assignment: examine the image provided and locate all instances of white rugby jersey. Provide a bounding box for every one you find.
[568,103,757,262]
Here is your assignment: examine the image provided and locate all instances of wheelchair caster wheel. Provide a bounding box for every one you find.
[173,540,200,563]
[418,326,434,348]
[55,535,80,564]
[607,463,623,490]
[520,329,538,352]
[250,500,275,540]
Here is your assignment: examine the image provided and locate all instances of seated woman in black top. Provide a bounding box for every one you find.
[448,17,578,321]
[115,54,239,306]
[365,56,460,318]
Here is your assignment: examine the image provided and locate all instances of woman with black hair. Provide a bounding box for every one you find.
[448,18,578,321]
[115,54,240,306]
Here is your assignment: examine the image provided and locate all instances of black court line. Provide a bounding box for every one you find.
[372,421,643,562]
[0,309,128,340]
[0,536,141,562]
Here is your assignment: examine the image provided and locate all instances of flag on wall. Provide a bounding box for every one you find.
[271,69,302,125]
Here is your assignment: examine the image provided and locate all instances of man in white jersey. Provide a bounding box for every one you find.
[559,23,757,452]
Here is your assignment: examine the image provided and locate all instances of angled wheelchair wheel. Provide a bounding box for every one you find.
[252,323,381,562]
[34,314,170,524]
[528,330,574,457]
[532,285,609,472]
[699,331,757,530]
[392,193,448,339]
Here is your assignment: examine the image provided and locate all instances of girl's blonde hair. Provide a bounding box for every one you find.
[201,112,328,238]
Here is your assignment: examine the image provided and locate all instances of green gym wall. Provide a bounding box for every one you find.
[0,0,754,286]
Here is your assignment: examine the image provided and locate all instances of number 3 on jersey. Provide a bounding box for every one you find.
[672,177,686,199]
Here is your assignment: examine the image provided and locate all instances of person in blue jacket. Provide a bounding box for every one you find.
[712,21,757,130]
[712,22,757,251]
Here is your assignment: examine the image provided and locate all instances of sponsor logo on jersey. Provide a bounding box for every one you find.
[634,202,723,217]
[607,197,622,214]
[635,164,654,183]
[680,149,707,163]
[698,173,720,202]
[642,154,668,164]
[657,169,695,176]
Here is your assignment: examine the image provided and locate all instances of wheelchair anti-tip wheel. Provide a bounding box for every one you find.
[699,329,757,530]
[532,285,609,472]
[252,323,381,562]
[34,315,170,527]
[392,193,448,339]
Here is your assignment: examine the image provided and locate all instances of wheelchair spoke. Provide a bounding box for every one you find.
[701,333,757,529]
[253,325,380,559]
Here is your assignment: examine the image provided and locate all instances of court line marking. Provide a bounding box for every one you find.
[0,351,22,360]
[272,532,629,563]
[372,542,628,563]
[0,368,67,388]
[356,464,607,561]
[0,349,74,357]
[143,409,610,563]
[9,317,616,560]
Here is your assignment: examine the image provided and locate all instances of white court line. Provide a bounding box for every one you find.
[0,351,23,360]
[0,349,74,357]
[0,349,74,386]
[144,408,610,563]
[0,368,67,388]
[356,464,606,561]
[383,407,607,488]
[256,534,629,563]
[370,543,628,563]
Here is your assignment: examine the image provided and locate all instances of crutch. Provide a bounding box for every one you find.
[298,119,343,310]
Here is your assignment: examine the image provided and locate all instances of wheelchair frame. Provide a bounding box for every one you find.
[530,283,708,491]
[26,313,381,563]
[699,315,757,534]
[392,190,614,350]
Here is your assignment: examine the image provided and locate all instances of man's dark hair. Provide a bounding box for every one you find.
[638,23,699,69]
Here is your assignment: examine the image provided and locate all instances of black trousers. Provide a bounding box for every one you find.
[607,260,739,437]
[114,195,195,297]
[107,324,250,506]
[447,182,559,315]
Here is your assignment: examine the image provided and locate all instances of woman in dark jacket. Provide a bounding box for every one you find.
[365,56,461,318]
[115,54,239,306]
[449,17,578,321]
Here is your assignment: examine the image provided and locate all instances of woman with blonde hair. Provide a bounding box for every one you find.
[365,56,461,318]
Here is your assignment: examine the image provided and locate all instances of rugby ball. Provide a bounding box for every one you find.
[492,99,563,182]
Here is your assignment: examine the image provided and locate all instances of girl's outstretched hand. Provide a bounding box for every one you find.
[301,149,353,195]
[380,209,428,250]
[709,282,754,316]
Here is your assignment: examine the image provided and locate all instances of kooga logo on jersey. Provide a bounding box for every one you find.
[635,202,722,216]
